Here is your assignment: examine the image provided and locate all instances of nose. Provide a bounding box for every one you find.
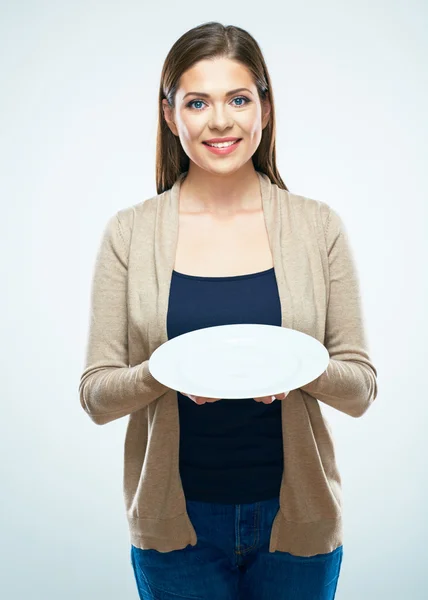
[208,103,234,130]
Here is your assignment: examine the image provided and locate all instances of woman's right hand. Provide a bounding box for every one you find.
[179,392,223,405]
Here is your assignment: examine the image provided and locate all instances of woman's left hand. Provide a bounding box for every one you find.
[253,391,289,404]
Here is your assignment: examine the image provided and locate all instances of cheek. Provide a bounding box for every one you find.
[177,121,192,140]
[182,127,204,150]
[247,118,263,137]
[177,114,202,139]
[238,113,263,140]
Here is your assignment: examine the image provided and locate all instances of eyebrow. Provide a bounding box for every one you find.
[182,87,253,100]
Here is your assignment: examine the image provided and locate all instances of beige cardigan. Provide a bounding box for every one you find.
[79,170,378,556]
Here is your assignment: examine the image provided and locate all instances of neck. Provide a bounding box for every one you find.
[179,165,261,215]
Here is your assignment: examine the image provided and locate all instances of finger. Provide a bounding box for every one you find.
[193,396,221,404]
[184,394,205,404]
[255,396,276,404]
[194,397,206,404]
[180,393,204,404]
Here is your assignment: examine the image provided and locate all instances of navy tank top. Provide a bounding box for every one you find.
[167,267,283,503]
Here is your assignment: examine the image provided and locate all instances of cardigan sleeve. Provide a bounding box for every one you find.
[78,212,170,426]
[299,206,378,418]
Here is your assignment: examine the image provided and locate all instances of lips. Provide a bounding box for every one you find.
[203,138,242,145]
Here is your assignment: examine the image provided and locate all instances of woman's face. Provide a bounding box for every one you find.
[162,57,271,174]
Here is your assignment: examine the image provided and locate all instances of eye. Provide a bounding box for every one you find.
[186,96,251,111]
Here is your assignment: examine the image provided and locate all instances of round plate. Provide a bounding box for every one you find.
[148,324,329,399]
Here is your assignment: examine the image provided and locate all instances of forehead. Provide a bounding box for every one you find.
[178,58,254,93]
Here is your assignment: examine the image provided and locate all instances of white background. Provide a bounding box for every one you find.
[1,1,427,598]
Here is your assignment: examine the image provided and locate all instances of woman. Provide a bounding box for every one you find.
[79,21,378,600]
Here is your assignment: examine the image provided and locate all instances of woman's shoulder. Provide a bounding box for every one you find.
[114,189,166,231]
[277,184,333,231]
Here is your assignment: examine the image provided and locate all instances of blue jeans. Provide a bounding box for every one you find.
[130,496,343,599]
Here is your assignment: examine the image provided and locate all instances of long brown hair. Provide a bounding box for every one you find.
[155,21,289,195]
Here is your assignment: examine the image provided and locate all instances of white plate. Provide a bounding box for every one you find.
[148,324,329,399]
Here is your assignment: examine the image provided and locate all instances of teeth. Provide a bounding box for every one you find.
[206,140,238,148]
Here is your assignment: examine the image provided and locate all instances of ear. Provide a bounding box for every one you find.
[261,95,272,130]
[162,99,179,136]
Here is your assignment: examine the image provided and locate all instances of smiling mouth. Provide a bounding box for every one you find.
[203,139,242,147]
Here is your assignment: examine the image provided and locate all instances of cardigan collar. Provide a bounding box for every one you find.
[150,170,296,353]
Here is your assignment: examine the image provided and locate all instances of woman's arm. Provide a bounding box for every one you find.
[300,206,378,418]
[78,213,169,426]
